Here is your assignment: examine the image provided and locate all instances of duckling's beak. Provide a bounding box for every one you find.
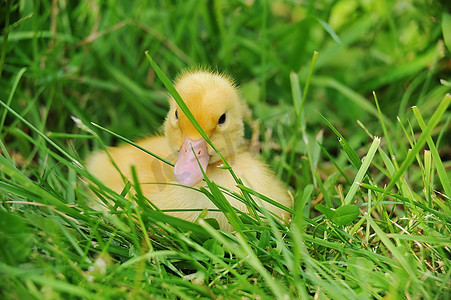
[174,137,210,186]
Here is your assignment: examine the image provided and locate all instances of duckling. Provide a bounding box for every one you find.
[86,70,292,230]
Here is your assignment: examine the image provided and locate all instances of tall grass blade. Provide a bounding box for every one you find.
[411,106,451,197]
[344,137,380,205]
[317,111,362,170]
[144,51,254,207]
[0,68,26,134]
[90,122,174,167]
[359,183,451,223]
[373,91,394,157]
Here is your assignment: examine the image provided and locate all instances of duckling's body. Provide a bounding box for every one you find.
[86,70,292,230]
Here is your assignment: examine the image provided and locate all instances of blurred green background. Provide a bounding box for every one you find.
[1,0,449,178]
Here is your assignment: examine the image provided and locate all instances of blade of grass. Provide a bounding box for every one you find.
[144,51,255,210]
[90,122,174,167]
[359,182,451,223]
[299,51,318,121]
[318,141,352,185]
[289,52,318,187]
[0,68,27,135]
[411,106,451,197]
[315,170,331,207]
[373,91,394,158]
[386,234,450,245]
[145,51,217,154]
[424,150,432,207]
[0,0,11,78]
[317,111,362,170]
[237,184,294,214]
[199,183,244,232]
[290,72,302,120]
[435,115,450,148]
[344,137,380,205]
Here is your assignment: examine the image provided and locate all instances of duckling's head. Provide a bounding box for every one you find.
[164,70,244,186]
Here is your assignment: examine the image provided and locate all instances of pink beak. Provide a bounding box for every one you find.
[174,137,211,186]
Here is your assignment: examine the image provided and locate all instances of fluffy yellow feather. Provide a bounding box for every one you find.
[86,70,292,230]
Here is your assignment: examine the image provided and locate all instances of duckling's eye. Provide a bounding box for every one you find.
[175,109,178,120]
[218,113,226,125]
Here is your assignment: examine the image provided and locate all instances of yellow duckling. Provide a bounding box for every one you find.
[86,70,292,230]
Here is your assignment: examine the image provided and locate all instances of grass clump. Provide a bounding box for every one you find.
[1,1,450,299]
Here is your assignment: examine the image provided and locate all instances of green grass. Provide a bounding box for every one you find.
[1,1,450,299]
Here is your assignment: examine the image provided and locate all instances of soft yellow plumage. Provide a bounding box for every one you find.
[86,70,292,230]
